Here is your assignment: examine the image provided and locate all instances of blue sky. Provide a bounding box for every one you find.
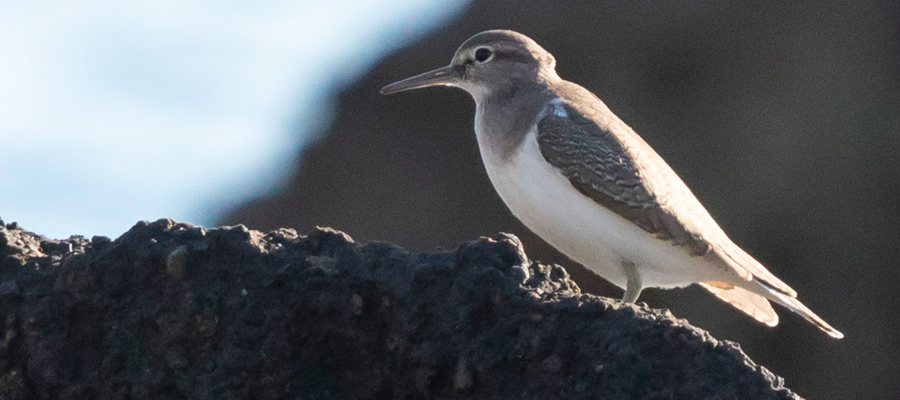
[0,0,467,239]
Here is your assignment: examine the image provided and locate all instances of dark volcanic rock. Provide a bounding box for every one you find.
[0,218,798,399]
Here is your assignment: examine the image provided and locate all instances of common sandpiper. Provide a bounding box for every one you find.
[381,30,843,339]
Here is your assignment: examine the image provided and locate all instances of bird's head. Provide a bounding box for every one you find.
[381,30,559,102]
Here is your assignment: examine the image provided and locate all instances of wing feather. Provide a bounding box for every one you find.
[537,82,796,297]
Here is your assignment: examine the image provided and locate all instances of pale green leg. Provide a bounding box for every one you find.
[621,260,643,303]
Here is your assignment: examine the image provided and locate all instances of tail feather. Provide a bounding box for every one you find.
[700,282,778,327]
[757,282,844,339]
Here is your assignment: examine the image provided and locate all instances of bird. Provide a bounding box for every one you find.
[380,30,843,339]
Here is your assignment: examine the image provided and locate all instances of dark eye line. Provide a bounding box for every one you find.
[462,49,519,67]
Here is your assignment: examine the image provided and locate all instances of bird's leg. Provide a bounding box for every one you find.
[621,260,643,303]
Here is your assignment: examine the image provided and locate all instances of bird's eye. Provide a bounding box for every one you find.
[474,48,493,63]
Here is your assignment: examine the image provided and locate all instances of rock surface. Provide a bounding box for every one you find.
[0,218,799,399]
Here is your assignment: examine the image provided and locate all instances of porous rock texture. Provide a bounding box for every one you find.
[0,218,800,399]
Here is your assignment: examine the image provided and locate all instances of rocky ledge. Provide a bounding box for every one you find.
[0,218,799,399]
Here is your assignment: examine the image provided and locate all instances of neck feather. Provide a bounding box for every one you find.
[474,81,554,163]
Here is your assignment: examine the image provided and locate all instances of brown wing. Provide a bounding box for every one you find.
[537,81,797,296]
[537,95,712,256]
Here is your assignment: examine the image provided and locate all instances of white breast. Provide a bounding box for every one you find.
[475,123,720,290]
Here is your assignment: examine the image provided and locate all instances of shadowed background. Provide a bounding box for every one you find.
[221,1,900,398]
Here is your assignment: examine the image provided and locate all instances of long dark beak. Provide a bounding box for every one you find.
[380,65,457,95]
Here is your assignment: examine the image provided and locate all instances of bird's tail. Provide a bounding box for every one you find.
[699,282,778,327]
[700,280,844,339]
[755,280,844,339]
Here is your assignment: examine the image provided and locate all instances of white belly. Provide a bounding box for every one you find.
[477,126,714,290]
